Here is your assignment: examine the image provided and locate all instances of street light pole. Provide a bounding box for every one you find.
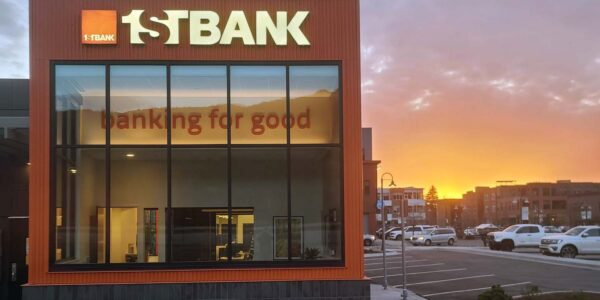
[379,172,396,290]
[400,187,408,300]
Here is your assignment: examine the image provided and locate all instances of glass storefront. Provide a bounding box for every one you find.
[53,63,343,267]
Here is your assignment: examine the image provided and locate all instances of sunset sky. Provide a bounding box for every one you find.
[360,1,600,197]
[1,1,600,198]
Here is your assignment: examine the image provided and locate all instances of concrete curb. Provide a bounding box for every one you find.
[364,251,401,258]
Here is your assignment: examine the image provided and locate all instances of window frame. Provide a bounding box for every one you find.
[49,61,344,271]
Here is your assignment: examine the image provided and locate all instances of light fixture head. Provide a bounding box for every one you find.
[68,168,78,174]
[389,180,397,187]
[126,153,136,158]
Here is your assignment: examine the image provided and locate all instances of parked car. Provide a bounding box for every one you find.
[463,227,479,239]
[475,224,501,235]
[376,226,401,239]
[488,224,546,251]
[558,226,571,233]
[388,225,435,240]
[543,226,562,234]
[539,226,600,258]
[411,228,457,246]
[363,234,376,246]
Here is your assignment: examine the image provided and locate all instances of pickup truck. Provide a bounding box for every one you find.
[487,224,546,251]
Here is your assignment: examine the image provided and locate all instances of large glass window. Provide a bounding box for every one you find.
[231,66,287,144]
[52,63,342,268]
[171,66,227,145]
[110,66,167,145]
[171,149,228,262]
[55,65,105,145]
[55,148,106,264]
[231,148,287,261]
[290,66,340,144]
[110,148,167,263]
[291,148,342,260]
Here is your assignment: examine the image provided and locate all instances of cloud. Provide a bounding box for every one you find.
[408,90,433,111]
[361,79,375,94]
[580,98,600,107]
[488,78,518,95]
[0,0,28,78]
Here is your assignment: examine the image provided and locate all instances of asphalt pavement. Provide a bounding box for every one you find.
[365,239,600,300]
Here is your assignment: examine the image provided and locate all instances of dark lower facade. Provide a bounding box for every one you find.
[23,280,371,300]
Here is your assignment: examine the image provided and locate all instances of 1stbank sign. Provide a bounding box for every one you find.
[82,9,310,46]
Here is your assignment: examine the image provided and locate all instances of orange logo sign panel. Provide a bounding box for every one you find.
[82,10,117,44]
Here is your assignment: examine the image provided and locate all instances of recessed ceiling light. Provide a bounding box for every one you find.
[126,153,136,158]
[69,168,78,174]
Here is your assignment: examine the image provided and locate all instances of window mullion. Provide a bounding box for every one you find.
[166,64,173,263]
[105,64,111,264]
[286,65,292,261]
[226,65,233,263]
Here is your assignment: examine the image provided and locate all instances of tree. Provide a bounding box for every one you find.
[425,186,439,226]
[425,186,439,202]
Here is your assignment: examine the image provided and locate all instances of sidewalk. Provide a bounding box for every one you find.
[370,284,426,300]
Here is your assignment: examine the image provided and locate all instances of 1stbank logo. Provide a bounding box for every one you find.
[81,9,310,46]
[82,10,117,44]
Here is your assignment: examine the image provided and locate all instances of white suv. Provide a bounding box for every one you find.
[540,226,600,258]
[488,224,546,251]
[388,225,435,240]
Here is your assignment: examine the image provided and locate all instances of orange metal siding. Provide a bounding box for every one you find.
[29,0,363,285]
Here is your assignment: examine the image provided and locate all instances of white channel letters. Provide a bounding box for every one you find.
[122,10,310,46]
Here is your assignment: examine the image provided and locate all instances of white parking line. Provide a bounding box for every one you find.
[423,281,531,298]
[364,259,425,266]
[402,274,495,286]
[364,257,413,262]
[364,256,411,261]
[365,263,444,272]
[369,268,467,279]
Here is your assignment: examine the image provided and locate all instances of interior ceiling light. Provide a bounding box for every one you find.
[126,153,136,158]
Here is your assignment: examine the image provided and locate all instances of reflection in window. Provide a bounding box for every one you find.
[290,66,340,144]
[55,65,106,145]
[171,66,227,144]
[55,148,106,264]
[171,149,228,262]
[291,148,342,260]
[110,66,167,145]
[110,148,167,263]
[231,66,287,144]
[232,148,287,261]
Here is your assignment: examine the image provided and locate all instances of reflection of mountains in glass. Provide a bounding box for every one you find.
[77,89,338,113]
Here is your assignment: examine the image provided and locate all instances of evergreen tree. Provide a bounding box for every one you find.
[425,186,439,202]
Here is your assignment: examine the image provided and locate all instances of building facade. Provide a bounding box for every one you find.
[362,128,380,235]
[378,187,426,226]
[482,181,600,226]
[26,1,367,299]
[0,79,30,300]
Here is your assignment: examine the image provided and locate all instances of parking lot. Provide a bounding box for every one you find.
[365,239,600,299]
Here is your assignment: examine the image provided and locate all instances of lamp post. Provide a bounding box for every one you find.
[379,172,396,290]
[399,181,408,300]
